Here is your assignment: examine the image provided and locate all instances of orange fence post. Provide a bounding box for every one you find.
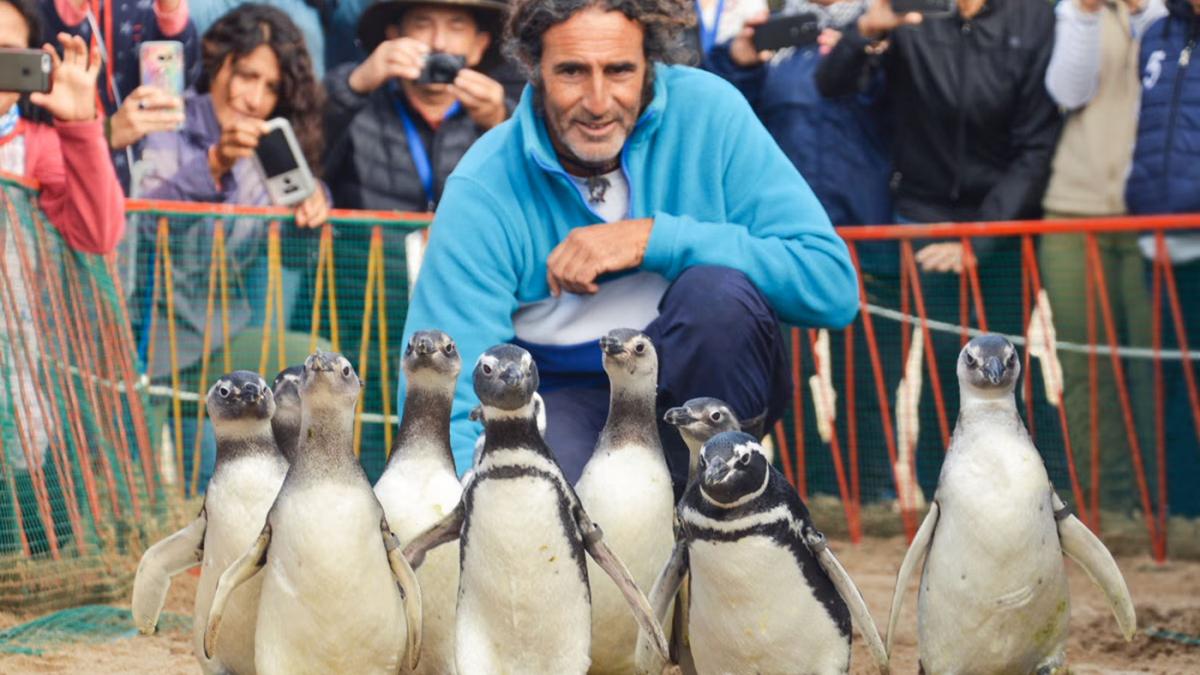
[808,329,860,542]
[900,241,952,451]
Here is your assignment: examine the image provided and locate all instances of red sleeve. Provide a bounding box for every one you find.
[30,120,126,255]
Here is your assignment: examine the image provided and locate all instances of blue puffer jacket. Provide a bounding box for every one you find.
[1127,0,1200,215]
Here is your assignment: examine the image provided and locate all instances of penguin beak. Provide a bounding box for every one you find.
[499,364,523,386]
[703,458,732,484]
[415,336,435,356]
[664,407,697,427]
[599,335,625,356]
[983,356,1005,385]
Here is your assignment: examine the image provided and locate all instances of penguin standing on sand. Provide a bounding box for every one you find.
[271,366,303,463]
[374,330,463,674]
[575,329,677,674]
[637,431,888,675]
[132,371,287,675]
[887,335,1136,674]
[203,352,423,675]
[402,344,675,674]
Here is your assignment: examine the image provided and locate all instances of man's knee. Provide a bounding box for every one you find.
[662,266,775,329]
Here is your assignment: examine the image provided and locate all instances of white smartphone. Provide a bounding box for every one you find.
[254,118,317,208]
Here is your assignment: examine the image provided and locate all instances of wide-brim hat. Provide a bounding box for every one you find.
[357,0,509,55]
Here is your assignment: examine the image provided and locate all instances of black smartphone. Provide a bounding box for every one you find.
[891,0,954,17]
[0,48,51,94]
[752,13,821,52]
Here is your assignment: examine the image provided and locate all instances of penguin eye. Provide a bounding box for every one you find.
[710,411,722,422]
[405,343,414,356]
[482,363,493,375]
[634,342,646,354]
[737,452,751,467]
[1007,352,1018,367]
[341,364,352,378]
[218,386,230,398]
[964,353,977,368]
[698,456,707,470]
[444,343,456,356]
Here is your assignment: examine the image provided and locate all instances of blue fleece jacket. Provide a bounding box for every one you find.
[398,64,858,473]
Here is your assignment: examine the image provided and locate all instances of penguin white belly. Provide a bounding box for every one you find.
[255,484,405,675]
[375,460,463,675]
[457,474,592,674]
[920,437,1069,674]
[576,448,675,675]
[194,455,287,675]
[688,535,849,675]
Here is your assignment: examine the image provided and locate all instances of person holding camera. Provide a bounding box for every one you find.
[397,0,859,485]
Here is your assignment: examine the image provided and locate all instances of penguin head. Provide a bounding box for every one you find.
[958,334,1020,395]
[403,329,461,390]
[207,371,275,423]
[697,431,771,508]
[664,397,740,446]
[272,366,303,410]
[473,344,539,413]
[599,328,658,384]
[301,351,362,406]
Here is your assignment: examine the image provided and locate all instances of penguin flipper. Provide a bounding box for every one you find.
[402,500,464,569]
[204,524,270,660]
[383,519,424,670]
[887,500,939,658]
[806,529,889,675]
[131,512,207,635]
[1052,493,1136,641]
[574,505,673,665]
[636,539,688,675]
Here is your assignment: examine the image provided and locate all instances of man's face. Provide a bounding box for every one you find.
[539,8,646,170]
[210,44,281,127]
[391,5,490,67]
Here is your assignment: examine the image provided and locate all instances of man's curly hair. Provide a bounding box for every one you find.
[504,0,696,79]
[196,4,324,176]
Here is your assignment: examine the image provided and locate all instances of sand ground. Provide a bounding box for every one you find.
[0,536,1197,674]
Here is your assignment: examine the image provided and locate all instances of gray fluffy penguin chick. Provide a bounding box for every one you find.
[132,371,287,675]
[375,329,463,675]
[271,366,303,463]
[888,334,1136,674]
[663,397,740,486]
[202,352,423,675]
[576,329,677,674]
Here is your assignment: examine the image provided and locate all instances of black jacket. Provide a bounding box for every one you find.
[323,63,512,213]
[816,0,1061,229]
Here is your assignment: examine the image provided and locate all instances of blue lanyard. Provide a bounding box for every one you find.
[0,105,19,139]
[696,0,726,56]
[391,88,461,210]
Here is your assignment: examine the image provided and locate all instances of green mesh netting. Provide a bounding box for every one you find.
[0,605,189,655]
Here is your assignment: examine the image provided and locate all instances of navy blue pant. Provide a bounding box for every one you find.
[541,266,792,490]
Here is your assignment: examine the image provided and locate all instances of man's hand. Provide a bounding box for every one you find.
[31,34,100,123]
[450,69,507,130]
[915,242,967,274]
[728,11,773,66]
[546,218,654,296]
[294,189,329,228]
[348,37,430,94]
[818,28,844,56]
[208,117,269,185]
[858,0,922,40]
[109,86,185,149]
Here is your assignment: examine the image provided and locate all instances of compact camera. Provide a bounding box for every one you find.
[417,52,466,85]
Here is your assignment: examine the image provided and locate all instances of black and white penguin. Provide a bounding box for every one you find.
[132,371,287,675]
[663,397,741,485]
[638,431,888,675]
[402,344,673,673]
[374,329,462,675]
[203,352,423,675]
[575,329,676,674]
[271,366,303,463]
[887,334,1136,674]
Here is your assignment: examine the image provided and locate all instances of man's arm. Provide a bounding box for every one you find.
[397,178,523,472]
[1045,0,1104,110]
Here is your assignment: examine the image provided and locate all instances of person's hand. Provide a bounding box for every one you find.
[858,0,922,40]
[450,69,506,130]
[729,11,774,66]
[109,86,185,149]
[294,188,329,228]
[207,117,268,184]
[348,37,430,94]
[915,242,967,273]
[30,34,100,122]
[545,218,654,296]
[818,28,843,55]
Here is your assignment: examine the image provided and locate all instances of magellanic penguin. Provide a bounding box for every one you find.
[575,329,677,674]
[887,334,1136,674]
[374,330,463,675]
[271,366,303,463]
[663,397,741,486]
[203,352,424,675]
[637,431,889,675]
[132,371,287,675]
[402,344,676,674]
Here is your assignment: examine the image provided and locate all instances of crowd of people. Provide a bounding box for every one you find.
[2,0,1199,515]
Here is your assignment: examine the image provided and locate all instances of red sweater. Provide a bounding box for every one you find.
[1,117,125,255]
